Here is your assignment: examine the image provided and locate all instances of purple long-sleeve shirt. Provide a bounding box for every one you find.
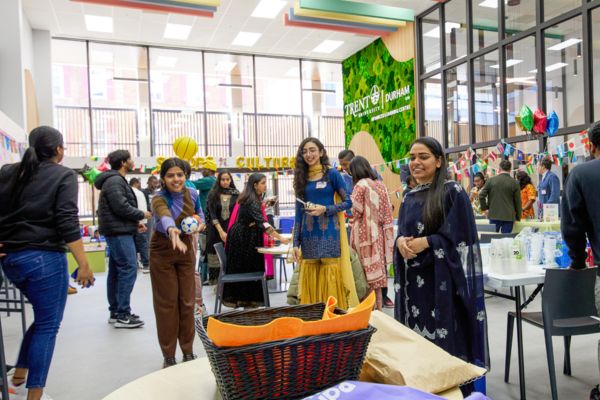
[152,187,204,235]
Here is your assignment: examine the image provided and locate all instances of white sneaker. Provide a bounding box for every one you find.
[1,385,54,400]
[0,380,26,400]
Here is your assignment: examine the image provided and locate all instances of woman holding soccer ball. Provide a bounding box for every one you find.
[149,157,205,368]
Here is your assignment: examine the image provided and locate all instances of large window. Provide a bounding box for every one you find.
[254,57,303,156]
[544,16,584,128]
[417,0,598,158]
[52,40,90,157]
[505,36,538,137]
[421,9,441,73]
[446,64,469,147]
[505,1,536,37]
[204,53,254,157]
[444,0,467,63]
[52,39,344,161]
[88,43,149,157]
[422,75,443,143]
[301,61,344,156]
[474,50,500,142]
[149,48,204,157]
[472,0,498,52]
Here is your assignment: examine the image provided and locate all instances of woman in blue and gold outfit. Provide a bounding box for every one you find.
[292,137,358,310]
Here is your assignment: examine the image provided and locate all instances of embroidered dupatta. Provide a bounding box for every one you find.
[350,178,395,287]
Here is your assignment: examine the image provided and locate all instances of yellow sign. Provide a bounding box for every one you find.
[235,156,295,170]
[155,156,295,170]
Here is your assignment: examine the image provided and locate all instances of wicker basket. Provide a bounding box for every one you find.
[196,303,376,400]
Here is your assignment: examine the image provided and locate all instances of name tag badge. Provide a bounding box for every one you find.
[541,190,547,195]
[316,181,327,189]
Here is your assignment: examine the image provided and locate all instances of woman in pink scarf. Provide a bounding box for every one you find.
[349,156,395,310]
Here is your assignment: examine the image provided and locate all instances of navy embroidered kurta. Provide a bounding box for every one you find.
[394,181,490,370]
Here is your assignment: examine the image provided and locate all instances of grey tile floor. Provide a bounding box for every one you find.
[1,267,599,400]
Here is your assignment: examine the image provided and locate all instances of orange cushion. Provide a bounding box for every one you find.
[207,292,375,347]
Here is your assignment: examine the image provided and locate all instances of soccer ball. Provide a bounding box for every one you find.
[180,216,199,234]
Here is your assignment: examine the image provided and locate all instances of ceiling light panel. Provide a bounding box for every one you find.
[164,23,192,40]
[548,38,582,51]
[312,40,344,53]
[251,0,287,19]
[85,15,113,33]
[232,32,262,46]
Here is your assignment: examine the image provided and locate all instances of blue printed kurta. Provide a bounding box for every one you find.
[293,168,351,259]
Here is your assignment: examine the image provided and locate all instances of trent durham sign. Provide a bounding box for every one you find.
[344,84,412,121]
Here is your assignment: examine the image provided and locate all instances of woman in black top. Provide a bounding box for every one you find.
[205,171,238,284]
[0,126,94,400]
[223,173,289,308]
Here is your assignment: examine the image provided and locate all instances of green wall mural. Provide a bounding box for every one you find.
[342,38,415,164]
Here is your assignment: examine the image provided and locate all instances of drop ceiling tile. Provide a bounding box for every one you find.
[47,0,81,13]
[141,10,168,24]
[165,13,197,26]
[55,12,87,33]
[24,9,56,30]
[112,6,142,20]
[81,3,113,17]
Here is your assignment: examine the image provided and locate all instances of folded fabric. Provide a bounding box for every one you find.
[207,292,375,347]
[359,311,486,395]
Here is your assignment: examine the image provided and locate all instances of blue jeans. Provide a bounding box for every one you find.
[105,235,138,317]
[489,219,514,234]
[1,250,68,388]
[133,233,149,268]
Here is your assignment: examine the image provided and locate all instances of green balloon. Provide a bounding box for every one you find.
[519,105,534,131]
[82,167,101,184]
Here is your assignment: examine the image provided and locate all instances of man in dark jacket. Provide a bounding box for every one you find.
[562,122,600,304]
[96,150,151,329]
[479,160,522,233]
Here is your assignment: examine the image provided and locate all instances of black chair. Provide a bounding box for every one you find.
[479,232,517,244]
[213,243,270,314]
[504,268,600,400]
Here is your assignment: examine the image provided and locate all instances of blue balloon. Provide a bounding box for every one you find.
[547,111,559,137]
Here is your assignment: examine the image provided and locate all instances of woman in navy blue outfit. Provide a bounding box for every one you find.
[0,126,94,400]
[394,137,489,395]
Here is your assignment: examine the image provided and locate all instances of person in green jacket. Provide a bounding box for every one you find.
[479,160,522,233]
[189,160,217,283]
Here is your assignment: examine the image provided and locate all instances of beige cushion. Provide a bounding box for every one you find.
[359,311,486,395]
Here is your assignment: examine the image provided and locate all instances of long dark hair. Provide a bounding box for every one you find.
[349,156,377,184]
[10,126,63,205]
[293,137,330,199]
[516,170,532,189]
[411,137,447,235]
[237,173,265,205]
[207,171,238,205]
